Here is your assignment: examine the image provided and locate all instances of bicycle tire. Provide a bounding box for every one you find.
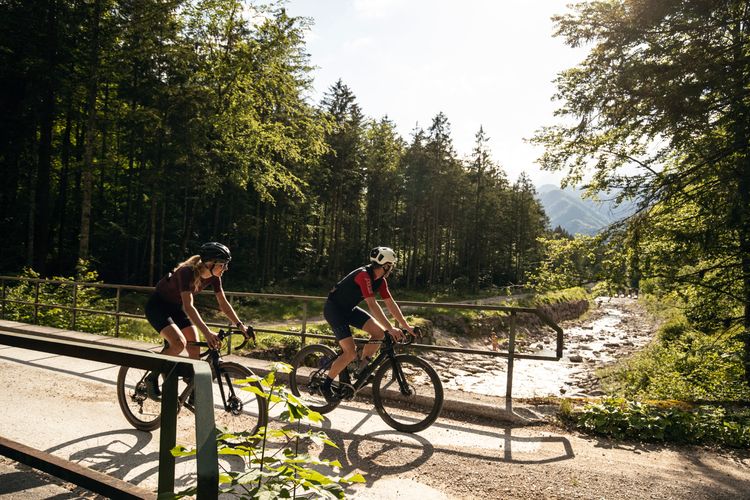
[289,344,340,414]
[116,363,267,435]
[372,354,444,433]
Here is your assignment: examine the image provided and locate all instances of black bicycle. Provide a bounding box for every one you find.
[117,329,267,435]
[289,327,443,433]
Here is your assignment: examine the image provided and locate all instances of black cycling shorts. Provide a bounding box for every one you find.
[145,293,192,332]
[323,300,371,341]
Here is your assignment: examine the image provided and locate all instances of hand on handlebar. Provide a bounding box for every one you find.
[244,325,256,345]
[205,330,221,350]
[387,327,405,342]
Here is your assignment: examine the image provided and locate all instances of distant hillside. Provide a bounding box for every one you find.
[537,185,636,235]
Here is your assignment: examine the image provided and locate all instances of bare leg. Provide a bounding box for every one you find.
[327,337,357,380]
[360,319,384,361]
[181,325,200,359]
[159,324,187,356]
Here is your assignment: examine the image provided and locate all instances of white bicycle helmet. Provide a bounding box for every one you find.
[369,246,397,266]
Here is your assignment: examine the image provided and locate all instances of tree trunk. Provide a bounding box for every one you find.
[149,194,157,285]
[55,98,73,265]
[31,0,60,272]
[78,0,102,262]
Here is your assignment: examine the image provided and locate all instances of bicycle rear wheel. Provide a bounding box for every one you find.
[117,366,165,431]
[372,354,444,433]
[212,362,267,437]
[117,362,266,435]
[289,344,340,414]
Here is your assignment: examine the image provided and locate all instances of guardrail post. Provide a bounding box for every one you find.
[33,281,40,324]
[301,300,308,346]
[193,363,219,499]
[115,287,121,337]
[505,312,516,414]
[71,283,78,330]
[157,367,179,498]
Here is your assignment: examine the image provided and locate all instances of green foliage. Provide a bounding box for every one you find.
[598,319,750,403]
[571,398,750,448]
[526,287,589,307]
[530,235,601,291]
[2,0,551,294]
[173,362,365,499]
[532,0,750,380]
[582,293,750,448]
[3,264,115,334]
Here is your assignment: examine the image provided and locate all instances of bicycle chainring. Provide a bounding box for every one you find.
[337,383,355,400]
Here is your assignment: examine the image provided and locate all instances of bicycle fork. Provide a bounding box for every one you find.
[390,358,414,396]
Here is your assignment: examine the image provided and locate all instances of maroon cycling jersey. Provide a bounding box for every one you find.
[154,265,223,304]
[327,265,391,311]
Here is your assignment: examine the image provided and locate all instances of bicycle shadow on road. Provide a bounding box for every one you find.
[311,411,575,494]
[41,428,247,492]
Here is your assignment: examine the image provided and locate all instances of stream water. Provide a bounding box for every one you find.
[422,297,655,398]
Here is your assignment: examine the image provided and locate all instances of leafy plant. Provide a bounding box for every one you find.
[571,398,750,448]
[3,263,115,334]
[172,362,365,499]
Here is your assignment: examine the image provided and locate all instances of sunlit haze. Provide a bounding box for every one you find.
[284,0,588,187]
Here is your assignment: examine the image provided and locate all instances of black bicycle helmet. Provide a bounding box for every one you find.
[199,242,231,262]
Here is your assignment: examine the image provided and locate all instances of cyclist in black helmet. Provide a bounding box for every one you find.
[320,246,415,402]
[143,242,251,399]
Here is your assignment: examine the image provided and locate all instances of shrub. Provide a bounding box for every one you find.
[172,363,365,498]
[3,264,115,334]
[572,398,750,448]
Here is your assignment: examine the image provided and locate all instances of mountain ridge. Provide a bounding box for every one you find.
[537,184,635,235]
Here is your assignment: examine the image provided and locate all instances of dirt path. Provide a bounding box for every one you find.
[340,417,750,499]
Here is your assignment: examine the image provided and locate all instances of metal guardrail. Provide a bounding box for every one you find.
[0,327,219,499]
[0,275,564,403]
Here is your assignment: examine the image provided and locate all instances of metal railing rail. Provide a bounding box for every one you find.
[0,328,219,499]
[0,275,564,404]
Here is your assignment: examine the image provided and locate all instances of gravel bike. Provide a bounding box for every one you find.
[117,329,267,435]
[289,327,443,433]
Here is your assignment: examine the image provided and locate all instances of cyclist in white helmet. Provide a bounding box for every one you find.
[320,246,415,402]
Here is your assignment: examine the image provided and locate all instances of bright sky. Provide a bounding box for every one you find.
[283,0,588,187]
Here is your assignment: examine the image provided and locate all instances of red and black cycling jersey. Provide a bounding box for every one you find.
[327,265,391,311]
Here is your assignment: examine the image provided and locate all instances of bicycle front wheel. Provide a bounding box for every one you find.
[372,354,444,433]
[117,365,163,431]
[289,344,339,414]
[212,362,267,437]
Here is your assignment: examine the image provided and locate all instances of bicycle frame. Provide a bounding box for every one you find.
[338,332,412,398]
[149,330,245,412]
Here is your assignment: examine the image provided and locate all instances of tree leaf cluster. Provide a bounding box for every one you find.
[533,0,750,381]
